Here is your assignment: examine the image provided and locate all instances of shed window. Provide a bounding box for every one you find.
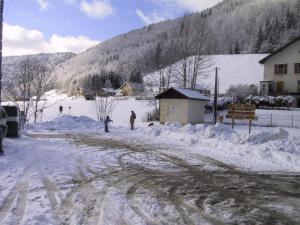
[295,63,300,74]
[274,64,288,75]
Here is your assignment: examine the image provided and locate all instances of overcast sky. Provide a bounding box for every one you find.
[3,0,223,56]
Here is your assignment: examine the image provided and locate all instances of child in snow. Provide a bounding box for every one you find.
[19,111,26,130]
[104,116,113,132]
[59,105,63,115]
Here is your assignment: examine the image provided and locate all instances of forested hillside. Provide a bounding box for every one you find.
[51,0,300,94]
[5,0,300,95]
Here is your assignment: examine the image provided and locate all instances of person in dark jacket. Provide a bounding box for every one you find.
[104,116,113,132]
[130,110,136,130]
[59,105,63,115]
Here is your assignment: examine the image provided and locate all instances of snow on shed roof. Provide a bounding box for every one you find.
[156,87,210,101]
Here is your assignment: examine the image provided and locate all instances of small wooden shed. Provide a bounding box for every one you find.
[120,82,145,96]
[156,87,210,124]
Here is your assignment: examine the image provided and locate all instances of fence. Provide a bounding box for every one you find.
[205,111,300,129]
[253,113,300,128]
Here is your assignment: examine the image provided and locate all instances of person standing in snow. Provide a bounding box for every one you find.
[104,116,113,132]
[19,111,26,130]
[130,110,136,130]
[59,105,63,115]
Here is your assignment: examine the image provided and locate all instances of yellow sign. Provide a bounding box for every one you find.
[226,104,257,134]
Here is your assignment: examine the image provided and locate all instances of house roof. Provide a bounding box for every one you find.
[259,36,300,64]
[120,82,145,90]
[156,87,210,101]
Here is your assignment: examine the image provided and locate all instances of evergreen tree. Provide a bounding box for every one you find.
[286,10,296,29]
[234,41,241,54]
[129,69,143,84]
[253,27,264,53]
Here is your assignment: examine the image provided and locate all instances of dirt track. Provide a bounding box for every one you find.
[1,132,300,225]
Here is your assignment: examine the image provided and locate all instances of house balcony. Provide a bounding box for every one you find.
[260,81,300,96]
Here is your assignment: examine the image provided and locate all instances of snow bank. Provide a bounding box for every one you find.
[134,123,300,172]
[28,115,103,131]
[27,115,300,172]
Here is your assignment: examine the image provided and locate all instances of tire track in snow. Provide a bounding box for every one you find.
[0,169,31,224]
[27,132,300,224]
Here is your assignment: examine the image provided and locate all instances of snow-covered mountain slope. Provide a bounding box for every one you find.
[144,54,267,94]
[3,52,76,78]
[2,52,76,98]
[51,0,299,92]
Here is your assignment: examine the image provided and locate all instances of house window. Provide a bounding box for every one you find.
[262,84,266,91]
[295,63,300,74]
[298,81,300,91]
[274,64,288,75]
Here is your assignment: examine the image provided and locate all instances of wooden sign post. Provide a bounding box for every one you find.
[226,104,257,134]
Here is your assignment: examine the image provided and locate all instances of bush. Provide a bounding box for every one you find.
[205,97,234,111]
[245,95,295,107]
[225,84,258,102]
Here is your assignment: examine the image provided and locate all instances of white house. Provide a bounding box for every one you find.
[155,88,210,124]
[259,37,300,107]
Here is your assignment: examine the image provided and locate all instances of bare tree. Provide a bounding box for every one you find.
[16,58,34,119]
[175,14,193,88]
[175,14,212,90]
[32,60,55,122]
[5,57,55,123]
[164,31,177,89]
[94,96,116,122]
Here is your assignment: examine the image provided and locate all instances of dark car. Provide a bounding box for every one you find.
[84,94,96,100]
[2,105,20,137]
[0,107,7,140]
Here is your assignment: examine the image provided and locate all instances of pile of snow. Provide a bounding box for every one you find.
[237,128,289,144]
[28,115,103,131]
[26,114,300,172]
[130,123,300,172]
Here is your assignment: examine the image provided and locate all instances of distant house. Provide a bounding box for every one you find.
[120,82,145,96]
[156,87,210,124]
[259,37,300,107]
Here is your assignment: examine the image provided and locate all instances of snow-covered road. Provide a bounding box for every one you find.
[1,131,300,225]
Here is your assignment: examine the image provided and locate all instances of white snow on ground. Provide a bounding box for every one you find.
[28,115,300,172]
[29,115,103,131]
[32,91,153,126]
[2,90,300,224]
[0,133,148,225]
[22,90,300,172]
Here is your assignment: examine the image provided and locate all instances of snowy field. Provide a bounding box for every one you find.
[22,90,154,126]
[1,91,300,224]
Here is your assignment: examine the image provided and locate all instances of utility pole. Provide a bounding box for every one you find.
[213,67,219,125]
[0,0,3,154]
